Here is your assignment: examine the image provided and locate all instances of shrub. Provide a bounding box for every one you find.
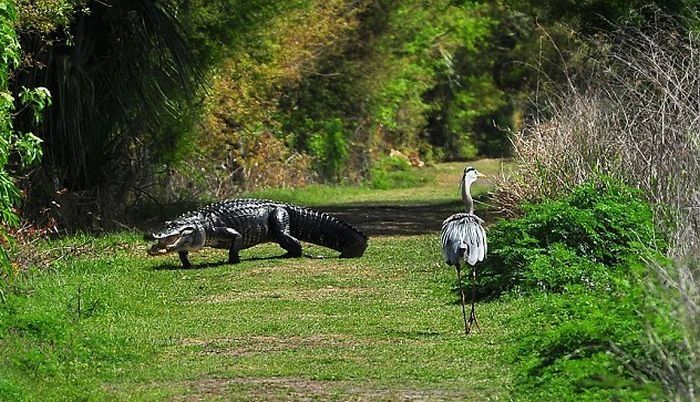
[308,118,349,183]
[511,267,677,401]
[368,155,428,190]
[521,244,610,293]
[481,178,660,298]
[488,178,683,400]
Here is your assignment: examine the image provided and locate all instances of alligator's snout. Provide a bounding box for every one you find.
[145,227,199,256]
[148,242,170,256]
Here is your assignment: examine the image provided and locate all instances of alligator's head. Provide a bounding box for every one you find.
[144,221,206,256]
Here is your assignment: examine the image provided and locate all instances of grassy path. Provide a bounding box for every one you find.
[1,159,521,401]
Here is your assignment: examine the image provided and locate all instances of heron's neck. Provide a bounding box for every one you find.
[461,179,474,214]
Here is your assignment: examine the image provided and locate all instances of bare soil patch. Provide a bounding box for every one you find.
[179,334,377,358]
[320,200,494,237]
[171,376,475,401]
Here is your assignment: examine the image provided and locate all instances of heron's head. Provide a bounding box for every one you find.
[144,221,204,256]
[462,166,486,186]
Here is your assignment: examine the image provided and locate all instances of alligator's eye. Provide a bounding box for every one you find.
[180,227,195,236]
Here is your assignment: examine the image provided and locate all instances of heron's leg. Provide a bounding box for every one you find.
[468,265,480,330]
[270,207,302,258]
[178,251,192,269]
[455,264,470,335]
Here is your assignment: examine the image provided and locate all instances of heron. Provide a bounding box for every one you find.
[440,166,487,335]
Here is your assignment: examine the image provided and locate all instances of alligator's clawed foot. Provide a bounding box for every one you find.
[179,251,192,269]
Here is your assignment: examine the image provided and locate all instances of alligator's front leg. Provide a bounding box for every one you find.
[212,227,243,264]
[179,251,192,269]
[270,207,302,258]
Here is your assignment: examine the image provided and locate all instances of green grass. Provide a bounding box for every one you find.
[0,159,511,401]
[3,157,664,401]
[1,233,525,400]
[246,159,502,206]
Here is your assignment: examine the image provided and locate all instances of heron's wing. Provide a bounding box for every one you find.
[441,213,487,266]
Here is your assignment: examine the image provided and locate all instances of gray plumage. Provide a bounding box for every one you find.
[440,166,487,335]
[441,213,487,266]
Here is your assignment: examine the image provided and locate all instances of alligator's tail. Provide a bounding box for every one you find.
[287,205,368,258]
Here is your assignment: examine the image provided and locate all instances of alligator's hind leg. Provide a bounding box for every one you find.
[212,227,243,264]
[270,207,302,258]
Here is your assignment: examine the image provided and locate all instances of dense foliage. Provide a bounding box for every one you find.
[0,1,47,285]
[8,0,696,222]
[16,0,204,194]
[180,0,506,197]
[481,179,661,298]
[481,179,677,400]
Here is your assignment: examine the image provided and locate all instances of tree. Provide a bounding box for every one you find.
[15,0,204,194]
[1,0,48,284]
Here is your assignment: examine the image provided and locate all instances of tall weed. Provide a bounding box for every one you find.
[498,16,699,248]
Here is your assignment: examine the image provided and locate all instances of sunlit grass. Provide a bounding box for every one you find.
[1,232,522,401]
[246,159,503,206]
[1,158,516,401]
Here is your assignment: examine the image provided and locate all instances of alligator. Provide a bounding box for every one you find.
[145,198,368,268]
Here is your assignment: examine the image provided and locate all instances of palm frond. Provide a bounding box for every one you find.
[16,0,206,191]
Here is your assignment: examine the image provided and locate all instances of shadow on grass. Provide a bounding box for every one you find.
[150,254,342,271]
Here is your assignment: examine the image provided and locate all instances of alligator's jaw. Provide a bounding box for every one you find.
[147,234,180,256]
[148,243,172,255]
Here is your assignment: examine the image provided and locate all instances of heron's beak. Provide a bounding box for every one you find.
[477,172,487,178]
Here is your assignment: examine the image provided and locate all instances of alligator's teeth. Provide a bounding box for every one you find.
[148,244,169,256]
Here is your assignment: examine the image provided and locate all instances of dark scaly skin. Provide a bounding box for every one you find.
[145,198,368,268]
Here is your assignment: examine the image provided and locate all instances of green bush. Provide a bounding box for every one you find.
[511,280,667,401]
[480,178,661,298]
[486,178,674,400]
[521,244,611,293]
[308,118,349,182]
[369,155,428,190]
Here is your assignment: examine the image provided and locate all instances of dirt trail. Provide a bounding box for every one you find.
[320,201,462,237]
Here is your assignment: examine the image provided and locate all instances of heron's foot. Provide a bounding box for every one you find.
[467,307,480,332]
